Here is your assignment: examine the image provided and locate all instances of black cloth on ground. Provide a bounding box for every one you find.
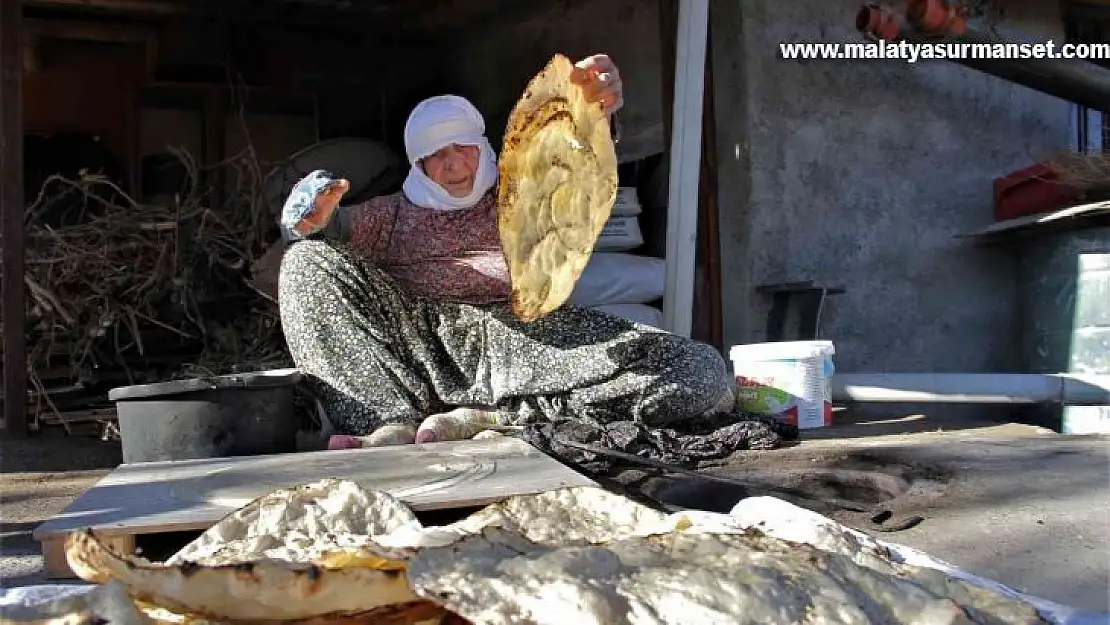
[520,411,800,474]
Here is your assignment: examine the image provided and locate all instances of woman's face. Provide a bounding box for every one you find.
[421,143,480,197]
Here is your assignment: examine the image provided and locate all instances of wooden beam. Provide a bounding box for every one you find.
[1,0,27,436]
[21,0,186,14]
[439,0,557,44]
[24,18,156,42]
[24,18,159,75]
[661,0,709,338]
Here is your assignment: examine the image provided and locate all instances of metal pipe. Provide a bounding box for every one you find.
[832,373,1110,406]
[906,31,1110,113]
[856,4,1110,112]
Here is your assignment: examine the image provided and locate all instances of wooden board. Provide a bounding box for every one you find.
[34,437,595,578]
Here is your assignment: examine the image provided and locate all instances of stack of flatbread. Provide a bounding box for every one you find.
[28,479,1050,625]
[497,54,619,322]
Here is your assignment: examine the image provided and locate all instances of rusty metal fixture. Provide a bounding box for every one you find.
[906,0,967,36]
[903,28,1110,112]
[856,4,903,41]
[854,3,1110,112]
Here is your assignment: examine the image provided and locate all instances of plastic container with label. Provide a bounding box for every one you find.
[730,341,835,429]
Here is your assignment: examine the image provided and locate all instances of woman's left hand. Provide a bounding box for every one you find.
[572,54,624,116]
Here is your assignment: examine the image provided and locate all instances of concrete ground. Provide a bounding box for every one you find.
[2,411,1108,615]
[631,417,1110,614]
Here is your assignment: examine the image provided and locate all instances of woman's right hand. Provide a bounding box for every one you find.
[293,177,350,236]
[281,170,351,238]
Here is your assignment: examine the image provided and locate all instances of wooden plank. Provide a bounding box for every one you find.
[34,437,595,542]
[958,200,1110,241]
[0,0,26,437]
[661,0,709,338]
[42,533,134,580]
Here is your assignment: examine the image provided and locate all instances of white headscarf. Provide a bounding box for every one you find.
[402,95,499,211]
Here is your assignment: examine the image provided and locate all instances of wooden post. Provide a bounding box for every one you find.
[661,0,709,338]
[0,0,27,436]
[660,0,721,350]
[697,35,724,352]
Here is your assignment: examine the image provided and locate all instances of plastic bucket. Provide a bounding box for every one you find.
[730,341,835,429]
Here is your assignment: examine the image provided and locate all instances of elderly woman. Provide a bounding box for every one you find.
[279,54,734,446]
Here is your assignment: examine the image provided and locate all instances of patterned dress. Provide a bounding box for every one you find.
[277,188,734,435]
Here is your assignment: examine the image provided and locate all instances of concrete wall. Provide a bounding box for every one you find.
[446,0,1074,377]
[711,0,1073,373]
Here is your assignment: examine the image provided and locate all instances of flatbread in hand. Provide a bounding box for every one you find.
[497,53,619,322]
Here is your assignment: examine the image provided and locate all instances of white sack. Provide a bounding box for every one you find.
[568,253,665,306]
[611,187,642,217]
[595,215,644,251]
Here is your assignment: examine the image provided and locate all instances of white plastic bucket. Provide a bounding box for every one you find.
[730,341,836,429]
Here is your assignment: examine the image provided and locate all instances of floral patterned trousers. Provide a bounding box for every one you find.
[278,240,734,435]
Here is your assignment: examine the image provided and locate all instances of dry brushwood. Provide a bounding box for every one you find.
[16,139,292,429]
[1045,150,1110,201]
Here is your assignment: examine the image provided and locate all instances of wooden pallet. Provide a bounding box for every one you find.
[34,436,595,578]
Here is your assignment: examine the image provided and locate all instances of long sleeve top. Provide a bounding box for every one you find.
[301,115,621,305]
[313,189,511,305]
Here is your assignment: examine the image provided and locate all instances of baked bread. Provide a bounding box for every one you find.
[496,54,619,322]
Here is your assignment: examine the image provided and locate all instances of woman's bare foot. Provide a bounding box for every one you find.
[363,423,418,447]
[416,407,502,443]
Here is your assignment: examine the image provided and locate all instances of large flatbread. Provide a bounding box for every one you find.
[64,480,441,624]
[65,530,432,623]
[497,53,619,322]
[406,529,1046,625]
[62,481,1048,625]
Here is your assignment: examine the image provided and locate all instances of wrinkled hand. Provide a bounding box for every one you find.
[571,54,624,116]
[293,177,350,236]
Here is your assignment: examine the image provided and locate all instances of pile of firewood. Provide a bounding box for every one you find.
[10,145,294,435]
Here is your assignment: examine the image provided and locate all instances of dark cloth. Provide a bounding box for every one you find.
[521,411,799,474]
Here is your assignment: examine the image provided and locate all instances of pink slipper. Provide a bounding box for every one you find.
[327,435,362,450]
